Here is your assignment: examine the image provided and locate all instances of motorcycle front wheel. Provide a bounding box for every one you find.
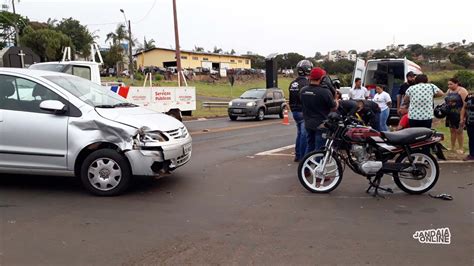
[298,150,343,193]
[393,152,439,194]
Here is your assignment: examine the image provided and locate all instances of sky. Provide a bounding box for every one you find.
[10,0,474,57]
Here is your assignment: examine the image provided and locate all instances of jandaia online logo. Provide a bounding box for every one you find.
[413,228,451,245]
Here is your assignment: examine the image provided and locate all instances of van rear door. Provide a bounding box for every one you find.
[352,58,366,86]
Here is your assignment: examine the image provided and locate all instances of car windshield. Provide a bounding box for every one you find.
[44,75,130,108]
[240,90,265,99]
[29,64,67,72]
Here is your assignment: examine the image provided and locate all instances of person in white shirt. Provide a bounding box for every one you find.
[373,84,392,131]
[349,78,369,100]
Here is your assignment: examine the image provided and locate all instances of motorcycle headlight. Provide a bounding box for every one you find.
[228,101,233,107]
[246,102,256,107]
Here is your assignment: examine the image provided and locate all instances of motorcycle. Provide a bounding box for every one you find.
[298,113,445,197]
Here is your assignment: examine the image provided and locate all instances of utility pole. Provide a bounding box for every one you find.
[120,9,134,81]
[127,19,134,81]
[11,0,20,47]
[172,0,183,86]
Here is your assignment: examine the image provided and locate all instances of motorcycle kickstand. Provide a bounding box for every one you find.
[367,175,393,199]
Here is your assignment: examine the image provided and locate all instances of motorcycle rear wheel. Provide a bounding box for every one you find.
[393,152,439,194]
[298,150,343,193]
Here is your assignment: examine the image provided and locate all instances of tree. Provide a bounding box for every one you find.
[372,49,391,59]
[321,59,354,74]
[276,52,305,69]
[194,46,204,52]
[246,54,265,69]
[102,44,124,69]
[407,44,425,56]
[106,24,127,45]
[144,38,155,50]
[20,28,73,61]
[230,49,236,55]
[56,18,94,58]
[213,46,222,54]
[314,52,324,60]
[462,39,466,45]
[449,50,472,68]
[0,11,29,47]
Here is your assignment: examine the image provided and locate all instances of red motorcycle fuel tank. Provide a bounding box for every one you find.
[344,126,381,143]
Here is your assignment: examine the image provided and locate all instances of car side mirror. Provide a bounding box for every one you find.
[40,100,67,114]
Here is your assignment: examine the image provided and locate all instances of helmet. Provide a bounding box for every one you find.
[434,103,448,119]
[332,79,341,89]
[296,60,313,76]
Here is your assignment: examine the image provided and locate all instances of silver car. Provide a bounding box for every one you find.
[0,68,192,196]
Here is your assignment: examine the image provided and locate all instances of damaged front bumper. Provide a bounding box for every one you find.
[125,135,192,177]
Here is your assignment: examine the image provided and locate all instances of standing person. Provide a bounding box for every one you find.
[300,67,337,154]
[289,60,312,162]
[373,85,392,131]
[445,78,469,154]
[349,78,369,100]
[403,74,444,128]
[460,92,474,161]
[397,71,416,112]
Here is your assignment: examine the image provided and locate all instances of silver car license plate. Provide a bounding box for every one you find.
[233,109,242,113]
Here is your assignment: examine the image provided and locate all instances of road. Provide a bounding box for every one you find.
[0,116,473,265]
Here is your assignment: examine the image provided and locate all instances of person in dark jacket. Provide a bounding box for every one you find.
[397,71,416,112]
[301,67,337,154]
[356,100,381,131]
[289,60,312,162]
[337,100,359,117]
[460,92,474,161]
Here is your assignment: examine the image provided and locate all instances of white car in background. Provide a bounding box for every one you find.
[0,68,192,196]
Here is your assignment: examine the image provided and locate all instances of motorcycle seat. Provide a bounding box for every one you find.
[382,128,433,145]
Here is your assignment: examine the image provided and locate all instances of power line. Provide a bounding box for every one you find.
[133,0,157,24]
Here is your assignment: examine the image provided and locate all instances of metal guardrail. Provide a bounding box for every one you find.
[202,102,229,109]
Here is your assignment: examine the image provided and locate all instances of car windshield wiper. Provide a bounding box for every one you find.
[95,104,115,108]
[113,102,138,108]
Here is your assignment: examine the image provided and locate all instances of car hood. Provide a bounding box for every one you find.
[95,107,183,131]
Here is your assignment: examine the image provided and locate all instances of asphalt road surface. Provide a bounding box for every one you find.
[1,116,473,265]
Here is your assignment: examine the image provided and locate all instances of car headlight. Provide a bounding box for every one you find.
[228,101,233,107]
[246,102,256,107]
[137,126,168,143]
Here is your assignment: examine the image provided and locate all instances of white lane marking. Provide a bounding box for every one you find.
[255,145,295,156]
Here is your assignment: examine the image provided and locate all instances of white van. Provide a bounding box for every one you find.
[352,58,423,126]
[352,58,422,104]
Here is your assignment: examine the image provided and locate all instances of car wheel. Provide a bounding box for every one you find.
[229,115,238,121]
[80,149,131,196]
[255,108,265,121]
[279,106,286,119]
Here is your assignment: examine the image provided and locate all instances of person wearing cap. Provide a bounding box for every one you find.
[300,67,338,154]
[397,71,416,112]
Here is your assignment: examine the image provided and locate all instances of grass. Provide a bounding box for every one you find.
[433,120,469,160]
[103,76,293,118]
